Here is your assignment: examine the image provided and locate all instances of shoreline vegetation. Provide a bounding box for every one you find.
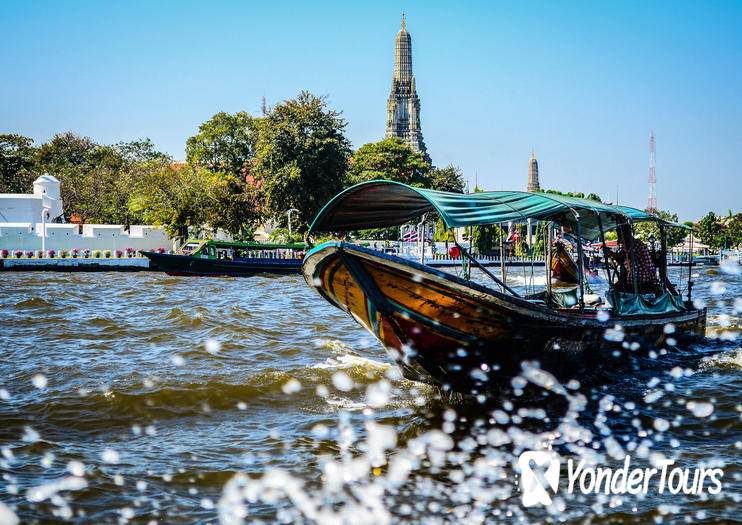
[2,91,740,252]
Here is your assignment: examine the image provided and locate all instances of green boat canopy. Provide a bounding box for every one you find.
[309,180,689,240]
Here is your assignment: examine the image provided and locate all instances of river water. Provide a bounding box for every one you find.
[0,262,740,524]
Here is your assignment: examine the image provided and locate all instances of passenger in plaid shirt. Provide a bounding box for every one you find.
[609,223,658,294]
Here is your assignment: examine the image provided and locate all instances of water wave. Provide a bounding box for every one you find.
[700,347,742,369]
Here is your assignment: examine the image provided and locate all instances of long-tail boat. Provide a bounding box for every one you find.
[143,240,307,277]
[302,181,705,392]
[550,241,579,284]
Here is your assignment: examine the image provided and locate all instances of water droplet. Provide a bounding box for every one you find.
[332,372,353,391]
[21,426,40,443]
[316,385,329,397]
[101,449,120,464]
[653,418,670,432]
[282,378,302,394]
[686,401,714,418]
[171,354,185,366]
[31,374,47,389]
[0,501,19,525]
[67,460,85,477]
[205,339,221,355]
[604,327,624,342]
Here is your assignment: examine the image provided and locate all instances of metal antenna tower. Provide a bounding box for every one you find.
[648,132,657,213]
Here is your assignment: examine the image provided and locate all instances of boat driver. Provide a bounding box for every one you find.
[608,223,659,294]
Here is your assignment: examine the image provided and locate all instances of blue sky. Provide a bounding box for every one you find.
[2,1,740,220]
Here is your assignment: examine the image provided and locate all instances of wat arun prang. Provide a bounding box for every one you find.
[385,14,431,164]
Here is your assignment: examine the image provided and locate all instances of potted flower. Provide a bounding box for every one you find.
[14,250,22,258]
[103,249,112,258]
[36,249,44,258]
[114,249,123,258]
[157,248,166,254]
[26,251,34,258]
[83,249,91,258]
[47,249,56,258]
[125,247,135,258]
[1,249,8,258]
[60,249,69,258]
[93,250,102,258]
[71,248,80,258]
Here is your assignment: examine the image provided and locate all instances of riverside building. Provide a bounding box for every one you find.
[0,175,170,253]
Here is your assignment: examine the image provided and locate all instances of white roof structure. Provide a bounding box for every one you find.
[0,173,64,223]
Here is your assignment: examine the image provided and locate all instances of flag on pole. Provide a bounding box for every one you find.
[402,227,419,242]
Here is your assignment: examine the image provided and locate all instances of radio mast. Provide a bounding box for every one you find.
[647,132,657,214]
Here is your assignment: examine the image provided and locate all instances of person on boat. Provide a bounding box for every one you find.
[608,223,659,294]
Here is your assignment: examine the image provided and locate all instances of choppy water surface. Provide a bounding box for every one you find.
[1,263,741,524]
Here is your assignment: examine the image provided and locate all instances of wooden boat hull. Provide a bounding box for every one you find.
[142,251,302,276]
[303,242,706,392]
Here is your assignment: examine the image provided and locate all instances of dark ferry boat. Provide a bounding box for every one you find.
[143,240,307,277]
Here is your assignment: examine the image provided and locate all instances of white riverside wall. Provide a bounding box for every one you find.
[0,223,174,253]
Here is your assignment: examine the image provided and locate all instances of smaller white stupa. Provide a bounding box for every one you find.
[0,173,64,223]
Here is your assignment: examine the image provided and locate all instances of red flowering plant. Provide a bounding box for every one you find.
[14,250,22,258]
[156,248,166,253]
[115,249,123,258]
[71,248,80,258]
[26,251,34,258]
[125,247,134,257]
[1,249,8,258]
[82,249,91,258]
[47,249,56,258]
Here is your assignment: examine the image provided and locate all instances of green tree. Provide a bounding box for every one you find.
[186,112,258,174]
[726,213,742,249]
[0,134,38,193]
[427,165,465,193]
[128,163,262,242]
[539,188,601,202]
[35,134,171,224]
[36,132,102,222]
[472,224,506,255]
[116,138,171,164]
[253,91,351,230]
[37,132,97,172]
[203,171,263,240]
[347,137,430,187]
[696,212,724,249]
[634,210,687,249]
[129,163,210,241]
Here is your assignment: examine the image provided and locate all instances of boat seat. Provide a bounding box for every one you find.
[568,294,604,308]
